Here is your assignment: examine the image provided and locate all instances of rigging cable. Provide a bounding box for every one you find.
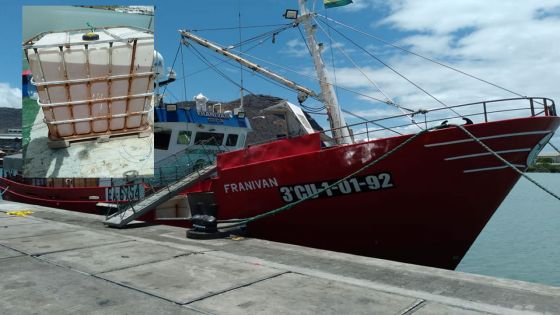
[548,141,560,155]
[186,43,256,95]
[317,14,527,100]
[238,0,245,107]
[216,123,560,228]
[168,24,293,93]
[226,45,417,131]
[165,89,181,103]
[314,17,424,130]
[183,33,274,79]
[453,124,560,202]
[189,23,290,32]
[179,41,187,101]
[185,31,328,113]
[230,47,414,110]
[314,18,396,109]
[316,17,464,120]
[198,37,317,106]
[314,20,424,130]
[296,25,313,57]
[341,108,402,135]
[295,24,326,113]
[216,124,435,227]
[161,41,182,98]
[183,27,403,130]
[324,10,341,108]
[226,23,295,50]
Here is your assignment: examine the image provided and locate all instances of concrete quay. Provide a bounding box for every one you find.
[0,200,559,315]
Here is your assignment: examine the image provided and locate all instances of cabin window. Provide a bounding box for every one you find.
[32,178,48,186]
[225,134,239,146]
[177,131,192,145]
[194,132,224,146]
[238,134,246,147]
[154,128,172,150]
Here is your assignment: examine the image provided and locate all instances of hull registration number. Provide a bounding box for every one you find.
[279,172,394,203]
[106,185,145,201]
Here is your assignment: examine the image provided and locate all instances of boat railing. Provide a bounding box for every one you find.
[109,136,230,217]
[323,97,556,143]
[141,137,232,188]
[106,138,224,222]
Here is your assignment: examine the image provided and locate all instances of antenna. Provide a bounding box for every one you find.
[238,0,244,110]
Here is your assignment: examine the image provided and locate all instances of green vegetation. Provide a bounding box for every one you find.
[22,97,40,151]
[527,157,560,173]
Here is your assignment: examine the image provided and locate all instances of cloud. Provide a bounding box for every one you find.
[342,107,402,121]
[398,34,455,57]
[0,83,21,108]
[256,1,560,148]
[316,1,560,123]
[280,38,310,57]
[280,37,355,58]
[379,1,560,33]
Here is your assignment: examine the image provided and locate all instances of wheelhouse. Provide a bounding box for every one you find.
[153,102,251,167]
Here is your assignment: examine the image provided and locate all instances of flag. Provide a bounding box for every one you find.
[324,0,353,8]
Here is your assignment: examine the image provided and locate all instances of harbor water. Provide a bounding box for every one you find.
[458,173,560,286]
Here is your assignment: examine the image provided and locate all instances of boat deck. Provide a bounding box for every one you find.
[0,200,558,314]
[22,98,154,178]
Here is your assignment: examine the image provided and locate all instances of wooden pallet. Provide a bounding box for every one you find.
[47,127,152,149]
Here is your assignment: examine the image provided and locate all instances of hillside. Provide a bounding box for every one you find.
[171,94,323,145]
[222,94,290,144]
[0,107,22,132]
[2,95,320,143]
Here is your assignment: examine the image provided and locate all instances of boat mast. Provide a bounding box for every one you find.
[297,0,352,144]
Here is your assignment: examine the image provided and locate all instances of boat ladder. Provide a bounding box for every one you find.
[104,163,216,228]
[0,186,9,197]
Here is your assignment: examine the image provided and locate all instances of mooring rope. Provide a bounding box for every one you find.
[452,124,560,202]
[218,125,435,229]
[217,123,560,230]
[548,141,560,155]
[0,186,9,197]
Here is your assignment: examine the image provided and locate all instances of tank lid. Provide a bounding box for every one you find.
[194,93,208,102]
[29,27,153,48]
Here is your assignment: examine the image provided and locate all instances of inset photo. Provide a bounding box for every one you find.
[22,5,155,178]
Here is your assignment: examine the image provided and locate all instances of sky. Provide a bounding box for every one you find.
[1,0,560,147]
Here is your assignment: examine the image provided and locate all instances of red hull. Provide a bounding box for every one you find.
[2,116,559,269]
[210,116,560,269]
[0,178,110,213]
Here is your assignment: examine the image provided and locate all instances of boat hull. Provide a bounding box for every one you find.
[211,116,560,269]
[0,178,139,215]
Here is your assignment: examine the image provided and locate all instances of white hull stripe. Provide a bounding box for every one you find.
[463,164,526,174]
[425,130,551,148]
[445,148,531,161]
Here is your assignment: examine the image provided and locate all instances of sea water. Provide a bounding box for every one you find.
[458,173,560,286]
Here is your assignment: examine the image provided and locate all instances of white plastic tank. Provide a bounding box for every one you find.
[25,27,154,139]
[194,93,208,112]
[153,50,165,82]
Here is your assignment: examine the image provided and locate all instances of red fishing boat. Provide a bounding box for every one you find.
[164,1,559,269]
[209,110,558,269]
